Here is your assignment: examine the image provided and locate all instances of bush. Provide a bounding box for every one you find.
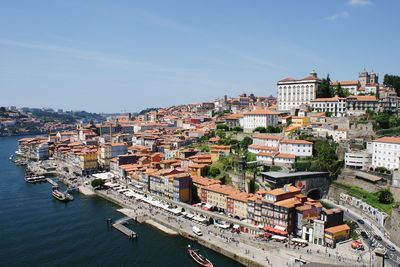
[233,126,243,132]
[377,188,394,204]
[375,166,389,174]
[294,160,311,171]
[253,127,267,133]
[270,166,282,171]
[91,178,105,188]
[208,166,221,177]
[240,136,253,149]
[216,124,229,131]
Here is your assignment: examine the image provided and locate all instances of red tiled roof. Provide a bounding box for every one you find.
[374,137,400,144]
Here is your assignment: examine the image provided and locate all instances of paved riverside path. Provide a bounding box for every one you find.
[94,188,368,267]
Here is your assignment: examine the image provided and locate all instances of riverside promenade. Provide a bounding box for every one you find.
[93,187,370,267]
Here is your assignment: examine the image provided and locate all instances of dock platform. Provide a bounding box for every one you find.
[112,217,137,239]
[46,178,58,186]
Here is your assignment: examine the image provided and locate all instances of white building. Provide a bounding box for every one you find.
[365,83,379,95]
[310,96,346,117]
[346,95,380,116]
[256,152,295,165]
[372,137,400,171]
[345,151,371,170]
[278,139,313,157]
[249,134,313,165]
[277,71,320,111]
[242,109,279,133]
[332,80,359,96]
[251,134,282,148]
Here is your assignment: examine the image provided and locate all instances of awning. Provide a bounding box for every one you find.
[271,235,287,241]
[291,238,308,244]
[263,226,288,236]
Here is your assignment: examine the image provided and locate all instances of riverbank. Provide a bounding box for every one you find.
[93,188,263,267]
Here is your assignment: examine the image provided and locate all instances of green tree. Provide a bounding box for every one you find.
[216,124,229,131]
[245,151,257,162]
[317,74,333,98]
[335,82,350,97]
[232,126,243,132]
[266,126,281,133]
[253,126,267,133]
[389,116,400,128]
[374,112,391,129]
[384,74,400,96]
[91,179,105,188]
[208,166,221,177]
[240,136,253,150]
[377,188,394,204]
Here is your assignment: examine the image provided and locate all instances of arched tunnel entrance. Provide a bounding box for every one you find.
[307,189,322,200]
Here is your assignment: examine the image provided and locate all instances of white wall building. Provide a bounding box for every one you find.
[278,140,313,157]
[310,96,346,117]
[345,150,371,170]
[256,152,296,165]
[249,134,313,165]
[332,80,359,96]
[242,110,279,133]
[277,71,320,111]
[372,137,400,171]
[365,83,379,95]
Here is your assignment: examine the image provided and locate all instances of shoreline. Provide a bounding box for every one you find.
[93,189,263,267]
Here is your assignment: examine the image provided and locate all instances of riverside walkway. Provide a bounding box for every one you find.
[96,187,370,267]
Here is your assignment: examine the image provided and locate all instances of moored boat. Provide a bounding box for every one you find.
[25,175,46,183]
[187,245,213,267]
[52,186,72,202]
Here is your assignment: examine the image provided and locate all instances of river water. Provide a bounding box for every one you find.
[0,136,242,267]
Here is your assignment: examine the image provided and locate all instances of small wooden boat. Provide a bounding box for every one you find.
[187,245,213,267]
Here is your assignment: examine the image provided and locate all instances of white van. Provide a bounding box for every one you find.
[192,226,203,236]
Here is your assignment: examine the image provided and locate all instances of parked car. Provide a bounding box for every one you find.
[360,231,369,239]
[387,244,396,251]
[374,235,383,241]
[357,219,365,225]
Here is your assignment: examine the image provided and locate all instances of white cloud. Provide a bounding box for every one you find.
[348,0,372,6]
[325,11,349,21]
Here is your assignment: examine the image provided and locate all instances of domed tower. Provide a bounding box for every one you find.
[309,69,318,79]
[358,68,368,87]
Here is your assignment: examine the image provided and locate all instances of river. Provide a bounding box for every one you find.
[0,136,242,267]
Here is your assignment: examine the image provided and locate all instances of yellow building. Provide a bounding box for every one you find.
[78,149,98,174]
[227,192,251,219]
[324,224,350,248]
[210,145,231,162]
[191,175,221,201]
[201,184,241,211]
[284,125,300,136]
[291,116,310,127]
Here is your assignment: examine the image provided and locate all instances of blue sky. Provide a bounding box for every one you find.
[0,0,399,113]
